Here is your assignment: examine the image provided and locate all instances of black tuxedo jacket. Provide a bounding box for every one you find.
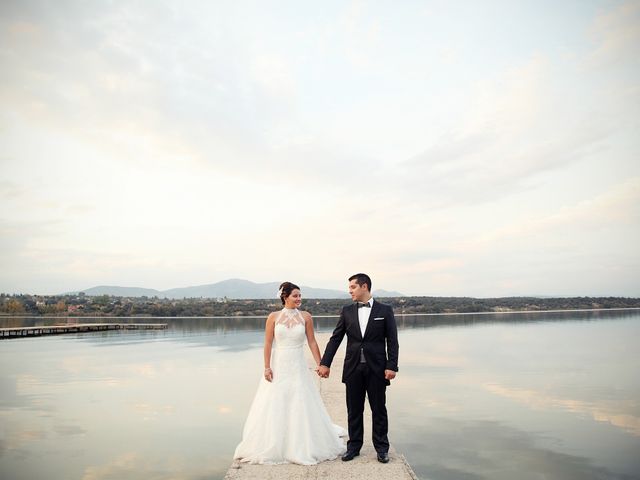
[320,300,399,385]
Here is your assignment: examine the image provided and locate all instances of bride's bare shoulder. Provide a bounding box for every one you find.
[299,310,313,320]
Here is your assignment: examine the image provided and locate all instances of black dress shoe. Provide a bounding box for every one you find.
[377,452,389,463]
[341,450,360,461]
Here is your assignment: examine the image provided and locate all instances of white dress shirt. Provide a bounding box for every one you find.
[358,297,374,337]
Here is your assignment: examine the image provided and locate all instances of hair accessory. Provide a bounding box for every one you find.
[277,287,284,299]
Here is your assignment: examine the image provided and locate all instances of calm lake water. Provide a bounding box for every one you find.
[1,310,639,480]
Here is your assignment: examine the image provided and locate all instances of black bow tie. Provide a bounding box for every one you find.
[357,302,371,308]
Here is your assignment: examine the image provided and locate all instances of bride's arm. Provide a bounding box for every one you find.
[263,313,276,382]
[303,311,322,367]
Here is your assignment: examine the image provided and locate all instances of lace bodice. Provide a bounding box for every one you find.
[276,308,305,328]
[274,308,306,348]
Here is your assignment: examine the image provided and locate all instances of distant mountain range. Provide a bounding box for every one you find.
[68,279,405,299]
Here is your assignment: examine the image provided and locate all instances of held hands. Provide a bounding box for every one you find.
[315,365,393,380]
[264,367,273,382]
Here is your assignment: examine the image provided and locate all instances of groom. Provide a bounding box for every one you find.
[318,273,399,463]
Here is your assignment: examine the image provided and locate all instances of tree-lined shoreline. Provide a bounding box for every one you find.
[1,293,639,317]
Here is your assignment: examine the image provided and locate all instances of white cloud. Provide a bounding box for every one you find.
[586,1,640,69]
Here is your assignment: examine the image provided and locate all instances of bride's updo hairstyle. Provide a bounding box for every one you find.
[278,281,300,305]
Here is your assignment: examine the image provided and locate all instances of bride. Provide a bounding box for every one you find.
[233,281,346,465]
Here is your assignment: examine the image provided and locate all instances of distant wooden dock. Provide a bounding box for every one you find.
[0,323,168,339]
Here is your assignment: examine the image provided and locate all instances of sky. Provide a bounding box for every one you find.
[1,0,639,297]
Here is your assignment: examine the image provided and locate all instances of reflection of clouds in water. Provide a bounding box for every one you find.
[389,375,467,415]
[396,333,470,368]
[82,452,142,480]
[60,355,187,386]
[0,376,31,408]
[401,352,468,368]
[130,402,175,421]
[131,363,156,377]
[58,356,128,387]
[16,369,125,391]
[81,451,220,480]
[415,397,462,414]
[102,377,122,387]
[53,424,87,436]
[400,417,628,480]
[15,374,41,396]
[61,356,91,374]
[6,374,57,414]
[3,427,48,451]
[484,383,640,436]
[2,313,637,480]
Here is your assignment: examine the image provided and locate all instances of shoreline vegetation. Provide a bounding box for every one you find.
[1,293,639,317]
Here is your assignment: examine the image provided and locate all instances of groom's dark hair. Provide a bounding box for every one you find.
[349,273,371,292]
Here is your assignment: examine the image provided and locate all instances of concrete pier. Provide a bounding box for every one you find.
[224,332,419,480]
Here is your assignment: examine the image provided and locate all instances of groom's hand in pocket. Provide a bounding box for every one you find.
[317,365,330,378]
[384,369,396,381]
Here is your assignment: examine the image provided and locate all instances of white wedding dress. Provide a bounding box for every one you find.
[233,307,346,465]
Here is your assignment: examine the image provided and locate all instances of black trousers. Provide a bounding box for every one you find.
[345,362,389,454]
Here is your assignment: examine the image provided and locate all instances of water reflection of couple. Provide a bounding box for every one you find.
[233,273,399,465]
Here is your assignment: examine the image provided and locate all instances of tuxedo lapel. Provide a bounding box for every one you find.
[348,303,363,340]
